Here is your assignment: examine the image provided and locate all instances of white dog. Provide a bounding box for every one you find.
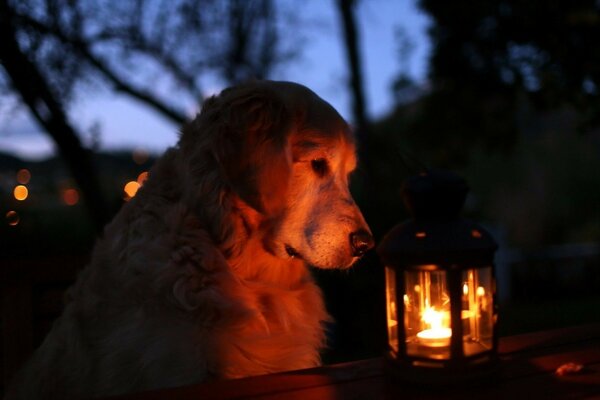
[6,81,373,399]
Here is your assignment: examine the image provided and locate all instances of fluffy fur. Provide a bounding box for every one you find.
[6,81,372,399]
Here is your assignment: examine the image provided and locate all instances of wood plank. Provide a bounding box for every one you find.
[499,323,600,355]
[100,324,600,399]
[108,359,384,400]
[230,356,600,400]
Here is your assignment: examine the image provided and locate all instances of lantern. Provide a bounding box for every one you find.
[377,170,499,383]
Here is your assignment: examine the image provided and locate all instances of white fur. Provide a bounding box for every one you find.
[6,81,370,399]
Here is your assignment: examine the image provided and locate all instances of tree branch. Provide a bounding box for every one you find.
[0,0,110,230]
[335,0,369,144]
[15,13,189,125]
[80,49,188,124]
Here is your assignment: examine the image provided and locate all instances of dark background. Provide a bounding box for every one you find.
[1,0,599,394]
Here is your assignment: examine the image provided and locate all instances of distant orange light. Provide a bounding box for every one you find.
[415,232,427,238]
[132,148,149,165]
[137,171,149,185]
[471,229,482,238]
[124,181,141,199]
[14,185,28,201]
[16,169,31,184]
[6,210,19,226]
[62,188,79,206]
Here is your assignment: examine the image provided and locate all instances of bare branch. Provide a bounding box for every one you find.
[0,0,110,229]
[14,12,188,124]
[335,0,369,142]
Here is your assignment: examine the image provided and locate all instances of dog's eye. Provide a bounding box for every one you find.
[311,158,329,177]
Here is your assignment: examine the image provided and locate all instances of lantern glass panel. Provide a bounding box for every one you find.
[461,266,494,356]
[385,267,398,352]
[404,268,451,359]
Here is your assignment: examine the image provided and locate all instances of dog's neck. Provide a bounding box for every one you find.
[227,198,312,290]
[230,235,310,288]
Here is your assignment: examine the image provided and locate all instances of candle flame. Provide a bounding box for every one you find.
[422,306,445,330]
[418,306,452,346]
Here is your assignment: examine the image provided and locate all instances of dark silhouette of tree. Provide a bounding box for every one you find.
[0,0,110,229]
[335,0,369,151]
[395,0,600,167]
[0,0,298,228]
[423,0,600,115]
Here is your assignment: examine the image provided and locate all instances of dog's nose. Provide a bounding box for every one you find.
[350,230,374,257]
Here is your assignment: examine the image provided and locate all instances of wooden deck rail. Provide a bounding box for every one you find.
[107,323,600,400]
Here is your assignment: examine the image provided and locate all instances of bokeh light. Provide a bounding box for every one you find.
[13,185,29,201]
[16,168,31,184]
[62,188,79,206]
[6,210,19,226]
[124,181,141,200]
[137,171,148,185]
[132,148,149,165]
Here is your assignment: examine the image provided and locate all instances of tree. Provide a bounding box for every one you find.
[422,0,600,118]
[335,0,369,149]
[0,0,111,229]
[0,0,299,228]
[406,1,600,164]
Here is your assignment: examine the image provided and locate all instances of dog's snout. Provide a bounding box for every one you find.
[350,230,374,257]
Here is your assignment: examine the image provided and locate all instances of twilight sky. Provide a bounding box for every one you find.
[0,0,431,160]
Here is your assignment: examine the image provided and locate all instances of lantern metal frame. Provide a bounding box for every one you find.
[378,170,499,383]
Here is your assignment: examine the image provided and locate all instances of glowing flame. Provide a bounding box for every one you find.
[16,169,31,184]
[417,306,452,347]
[14,185,28,201]
[422,307,446,331]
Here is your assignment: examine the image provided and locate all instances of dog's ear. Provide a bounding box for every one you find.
[207,85,293,215]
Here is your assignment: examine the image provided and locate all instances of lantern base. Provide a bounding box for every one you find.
[384,352,500,385]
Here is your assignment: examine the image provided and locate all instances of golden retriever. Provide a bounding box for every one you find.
[6,81,373,399]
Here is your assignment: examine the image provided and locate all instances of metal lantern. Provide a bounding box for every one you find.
[377,170,499,383]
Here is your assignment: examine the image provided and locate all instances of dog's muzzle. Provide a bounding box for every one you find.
[350,230,374,257]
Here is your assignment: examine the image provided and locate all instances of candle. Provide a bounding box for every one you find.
[418,306,452,347]
[417,327,452,347]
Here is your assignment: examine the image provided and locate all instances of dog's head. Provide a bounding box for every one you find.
[180,81,373,269]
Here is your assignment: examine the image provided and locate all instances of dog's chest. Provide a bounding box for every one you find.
[215,281,328,379]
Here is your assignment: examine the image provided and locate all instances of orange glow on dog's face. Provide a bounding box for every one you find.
[204,81,373,269]
[269,128,370,269]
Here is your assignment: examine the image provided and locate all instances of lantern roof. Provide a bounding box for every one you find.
[378,170,497,268]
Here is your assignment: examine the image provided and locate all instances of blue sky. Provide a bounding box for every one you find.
[0,0,431,160]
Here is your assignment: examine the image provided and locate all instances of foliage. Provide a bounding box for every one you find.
[388,0,600,167]
[421,0,600,121]
[462,127,600,247]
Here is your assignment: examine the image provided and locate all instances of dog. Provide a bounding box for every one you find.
[6,81,373,399]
